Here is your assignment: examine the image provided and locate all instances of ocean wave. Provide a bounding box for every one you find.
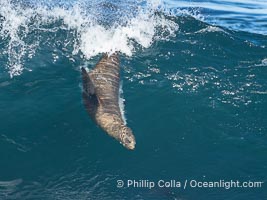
[164,0,267,35]
[0,0,266,109]
[0,0,179,77]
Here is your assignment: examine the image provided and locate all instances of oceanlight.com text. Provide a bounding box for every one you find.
[116,179,264,190]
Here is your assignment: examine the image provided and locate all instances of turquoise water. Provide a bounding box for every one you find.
[0,0,267,199]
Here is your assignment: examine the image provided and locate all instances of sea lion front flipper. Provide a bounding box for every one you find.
[81,67,95,95]
[82,67,99,116]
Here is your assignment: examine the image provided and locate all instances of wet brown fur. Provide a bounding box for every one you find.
[82,53,135,148]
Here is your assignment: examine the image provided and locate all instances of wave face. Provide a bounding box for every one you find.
[0,0,267,200]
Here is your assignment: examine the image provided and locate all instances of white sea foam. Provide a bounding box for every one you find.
[119,82,127,124]
[195,26,228,34]
[257,58,267,67]
[0,0,179,77]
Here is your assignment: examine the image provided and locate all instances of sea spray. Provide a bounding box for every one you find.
[0,0,179,77]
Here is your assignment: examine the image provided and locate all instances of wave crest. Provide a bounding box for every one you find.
[0,0,178,77]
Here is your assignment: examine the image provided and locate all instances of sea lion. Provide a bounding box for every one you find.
[81,53,136,150]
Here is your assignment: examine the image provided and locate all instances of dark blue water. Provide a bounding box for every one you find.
[0,0,267,199]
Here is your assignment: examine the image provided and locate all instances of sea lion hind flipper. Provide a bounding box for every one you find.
[81,67,95,95]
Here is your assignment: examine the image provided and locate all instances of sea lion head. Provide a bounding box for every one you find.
[120,126,136,150]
